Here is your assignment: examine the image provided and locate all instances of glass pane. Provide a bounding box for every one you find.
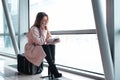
[53,34,104,74]
[30,0,95,30]
[0,36,15,54]
[0,0,18,55]
[0,1,3,33]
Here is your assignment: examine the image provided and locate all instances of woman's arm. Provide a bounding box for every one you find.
[46,29,60,44]
[46,30,53,43]
[30,27,47,45]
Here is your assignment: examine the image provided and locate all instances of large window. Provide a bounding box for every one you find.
[0,0,19,55]
[30,0,105,75]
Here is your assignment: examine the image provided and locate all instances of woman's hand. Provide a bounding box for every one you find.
[53,38,60,43]
[40,21,48,30]
[40,23,47,35]
[40,23,46,30]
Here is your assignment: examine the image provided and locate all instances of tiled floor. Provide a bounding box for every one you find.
[0,55,100,80]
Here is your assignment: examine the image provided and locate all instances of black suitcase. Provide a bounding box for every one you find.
[17,54,43,75]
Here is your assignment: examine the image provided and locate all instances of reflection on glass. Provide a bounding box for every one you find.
[53,34,103,74]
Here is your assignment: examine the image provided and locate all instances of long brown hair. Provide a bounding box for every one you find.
[32,12,48,29]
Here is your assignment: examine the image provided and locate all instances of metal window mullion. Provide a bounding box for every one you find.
[50,29,96,35]
[91,0,114,80]
[1,0,19,55]
[23,29,96,35]
[106,0,114,63]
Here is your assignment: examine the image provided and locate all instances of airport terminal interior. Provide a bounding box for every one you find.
[0,0,119,80]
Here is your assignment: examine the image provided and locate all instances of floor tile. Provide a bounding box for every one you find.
[0,55,99,80]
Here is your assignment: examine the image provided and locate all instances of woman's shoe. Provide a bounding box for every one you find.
[49,65,62,78]
[54,73,62,78]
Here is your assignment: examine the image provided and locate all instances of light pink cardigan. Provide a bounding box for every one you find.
[24,26,53,66]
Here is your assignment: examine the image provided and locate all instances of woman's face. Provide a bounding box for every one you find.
[40,16,48,28]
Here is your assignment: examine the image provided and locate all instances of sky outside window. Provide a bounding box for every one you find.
[30,0,96,31]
